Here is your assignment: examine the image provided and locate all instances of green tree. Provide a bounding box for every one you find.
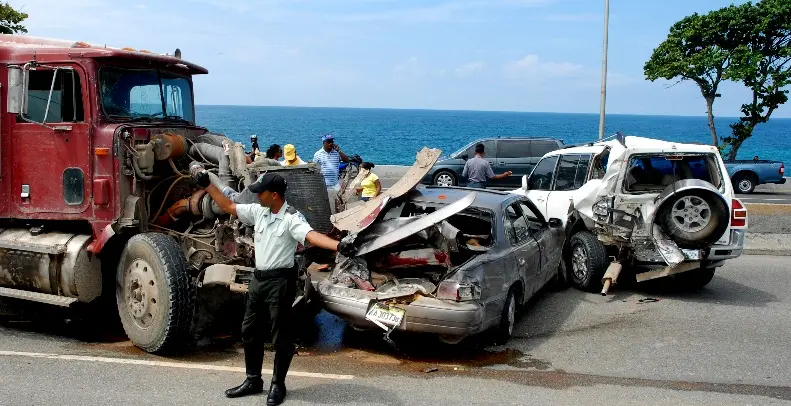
[0,2,28,34]
[721,0,791,160]
[644,4,752,147]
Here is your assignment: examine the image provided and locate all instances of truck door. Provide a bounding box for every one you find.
[9,64,91,215]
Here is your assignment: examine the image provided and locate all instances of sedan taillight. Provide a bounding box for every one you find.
[437,281,481,302]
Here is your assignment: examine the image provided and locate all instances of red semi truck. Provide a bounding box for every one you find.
[0,35,333,353]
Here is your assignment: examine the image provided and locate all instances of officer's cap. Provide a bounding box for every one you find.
[248,173,287,196]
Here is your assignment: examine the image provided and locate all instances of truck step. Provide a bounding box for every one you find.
[0,287,78,307]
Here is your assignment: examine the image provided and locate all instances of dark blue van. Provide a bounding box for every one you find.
[422,137,565,189]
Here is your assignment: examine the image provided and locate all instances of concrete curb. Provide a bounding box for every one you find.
[744,233,791,256]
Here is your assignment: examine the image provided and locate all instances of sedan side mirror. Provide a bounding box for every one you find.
[521,175,529,190]
[548,218,563,228]
[461,153,469,160]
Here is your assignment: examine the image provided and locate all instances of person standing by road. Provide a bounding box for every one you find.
[462,143,512,188]
[191,166,356,405]
[354,162,381,201]
[314,134,349,213]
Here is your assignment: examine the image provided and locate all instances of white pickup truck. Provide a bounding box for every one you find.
[511,135,747,294]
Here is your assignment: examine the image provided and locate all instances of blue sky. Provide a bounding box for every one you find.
[12,0,789,117]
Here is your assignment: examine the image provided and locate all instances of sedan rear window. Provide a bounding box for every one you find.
[624,154,723,192]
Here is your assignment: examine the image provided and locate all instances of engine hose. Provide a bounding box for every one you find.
[189,143,224,165]
[149,175,189,223]
[131,156,153,180]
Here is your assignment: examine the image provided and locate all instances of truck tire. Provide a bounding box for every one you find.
[116,233,195,354]
[657,191,729,249]
[732,173,757,194]
[568,231,608,292]
[674,268,716,290]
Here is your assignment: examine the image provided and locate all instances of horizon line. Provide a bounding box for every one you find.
[193,104,791,120]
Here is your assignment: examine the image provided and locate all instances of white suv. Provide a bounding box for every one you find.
[511,135,747,293]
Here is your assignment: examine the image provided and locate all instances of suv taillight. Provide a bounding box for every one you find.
[780,163,785,176]
[731,199,747,228]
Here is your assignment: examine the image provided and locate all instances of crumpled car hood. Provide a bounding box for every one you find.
[331,147,442,233]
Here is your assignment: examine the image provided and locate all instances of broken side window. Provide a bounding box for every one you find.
[21,69,84,123]
[590,150,609,180]
[505,202,531,245]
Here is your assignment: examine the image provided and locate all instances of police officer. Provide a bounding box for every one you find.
[193,168,356,405]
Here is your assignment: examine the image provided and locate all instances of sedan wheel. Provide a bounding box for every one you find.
[493,288,518,344]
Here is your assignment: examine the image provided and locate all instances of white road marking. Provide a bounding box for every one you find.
[0,350,354,380]
[744,202,791,206]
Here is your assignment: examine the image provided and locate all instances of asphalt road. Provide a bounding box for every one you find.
[2,256,790,405]
[736,180,791,204]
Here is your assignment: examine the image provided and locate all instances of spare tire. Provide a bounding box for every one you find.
[656,185,729,249]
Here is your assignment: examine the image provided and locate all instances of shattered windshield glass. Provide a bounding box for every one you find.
[99,67,195,123]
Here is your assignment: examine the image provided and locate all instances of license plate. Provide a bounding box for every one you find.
[681,249,701,260]
[365,302,405,329]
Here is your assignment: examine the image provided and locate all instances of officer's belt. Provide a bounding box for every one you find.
[254,266,297,280]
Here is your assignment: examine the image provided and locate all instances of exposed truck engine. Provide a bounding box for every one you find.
[0,35,333,354]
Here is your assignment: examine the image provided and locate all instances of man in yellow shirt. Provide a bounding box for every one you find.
[281,144,306,166]
[354,162,381,201]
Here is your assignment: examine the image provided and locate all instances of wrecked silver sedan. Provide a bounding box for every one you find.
[317,187,566,344]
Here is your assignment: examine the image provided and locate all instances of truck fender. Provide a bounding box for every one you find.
[87,223,116,254]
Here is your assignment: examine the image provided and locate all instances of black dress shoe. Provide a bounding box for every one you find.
[266,382,287,405]
[225,378,264,398]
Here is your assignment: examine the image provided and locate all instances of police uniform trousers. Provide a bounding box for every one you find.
[241,267,296,385]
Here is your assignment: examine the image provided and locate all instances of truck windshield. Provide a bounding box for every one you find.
[99,67,195,123]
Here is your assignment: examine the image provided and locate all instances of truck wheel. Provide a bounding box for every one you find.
[732,173,757,194]
[116,233,194,354]
[658,191,728,249]
[568,231,608,293]
[433,171,457,187]
[674,268,716,290]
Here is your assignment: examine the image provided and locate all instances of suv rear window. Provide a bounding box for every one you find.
[624,154,723,192]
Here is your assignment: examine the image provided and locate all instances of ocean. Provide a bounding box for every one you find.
[196,106,791,166]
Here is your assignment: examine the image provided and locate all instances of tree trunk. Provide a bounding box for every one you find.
[705,96,718,147]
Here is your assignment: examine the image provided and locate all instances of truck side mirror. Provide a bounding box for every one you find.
[7,66,25,115]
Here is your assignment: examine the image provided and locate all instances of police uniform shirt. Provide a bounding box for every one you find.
[235,202,313,270]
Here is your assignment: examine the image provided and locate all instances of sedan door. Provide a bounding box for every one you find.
[503,201,543,300]
[518,199,562,287]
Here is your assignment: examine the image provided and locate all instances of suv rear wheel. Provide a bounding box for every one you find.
[433,171,457,187]
[568,231,608,292]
